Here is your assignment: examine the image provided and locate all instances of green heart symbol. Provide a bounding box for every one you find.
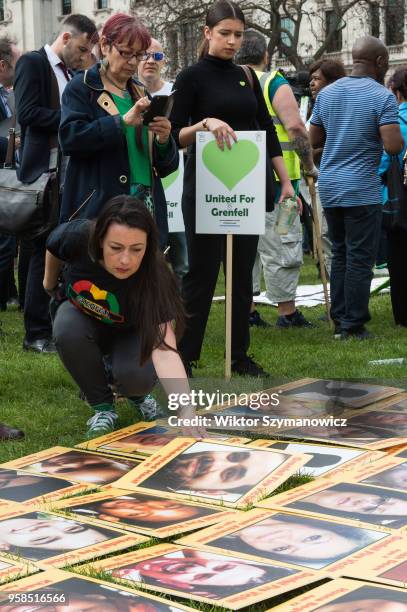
[239,81,246,86]
[202,140,259,190]
[162,168,180,191]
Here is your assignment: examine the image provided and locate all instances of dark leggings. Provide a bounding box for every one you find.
[53,300,156,406]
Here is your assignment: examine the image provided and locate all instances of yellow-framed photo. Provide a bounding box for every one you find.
[248,439,385,478]
[87,543,321,610]
[276,378,403,408]
[0,507,147,568]
[0,468,90,512]
[257,471,407,530]
[50,488,237,538]
[2,447,141,486]
[113,438,309,508]
[344,454,407,491]
[270,578,407,611]
[0,567,197,610]
[77,422,247,457]
[177,508,401,574]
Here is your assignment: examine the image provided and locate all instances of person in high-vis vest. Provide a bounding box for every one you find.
[237,30,318,329]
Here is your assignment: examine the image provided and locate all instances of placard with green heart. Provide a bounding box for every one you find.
[202,140,260,190]
[162,168,180,191]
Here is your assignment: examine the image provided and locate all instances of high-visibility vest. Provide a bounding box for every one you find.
[255,70,301,181]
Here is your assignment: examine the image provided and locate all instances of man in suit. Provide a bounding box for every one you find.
[14,14,97,353]
[0,37,21,311]
[0,36,24,440]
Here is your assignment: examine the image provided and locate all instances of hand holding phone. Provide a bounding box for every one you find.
[142,91,176,125]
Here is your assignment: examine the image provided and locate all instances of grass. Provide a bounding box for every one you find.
[0,257,403,607]
[0,255,405,464]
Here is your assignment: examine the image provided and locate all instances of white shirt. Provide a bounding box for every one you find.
[151,80,173,97]
[44,44,70,100]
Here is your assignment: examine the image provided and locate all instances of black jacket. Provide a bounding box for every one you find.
[58,63,178,249]
[14,47,60,183]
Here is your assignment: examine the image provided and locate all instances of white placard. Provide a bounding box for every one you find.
[162,153,185,233]
[196,131,266,235]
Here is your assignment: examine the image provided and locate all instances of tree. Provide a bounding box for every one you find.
[131,0,382,71]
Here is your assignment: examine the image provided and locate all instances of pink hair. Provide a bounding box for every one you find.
[101,13,151,50]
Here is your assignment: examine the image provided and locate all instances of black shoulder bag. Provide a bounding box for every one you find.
[0,73,60,239]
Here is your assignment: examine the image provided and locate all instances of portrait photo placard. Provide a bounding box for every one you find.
[281,419,407,450]
[0,468,89,512]
[177,508,399,573]
[269,578,407,612]
[88,543,320,610]
[248,440,385,478]
[50,488,237,538]
[344,454,407,491]
[3,447,141,486]
[257,473,407,530]
[77,422,247,458]
[113,438,309,508]
[277,378,403,408]
[0,568,197,611]
[0,507,147,568]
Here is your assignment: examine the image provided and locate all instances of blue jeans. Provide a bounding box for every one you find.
[324,205,382,331]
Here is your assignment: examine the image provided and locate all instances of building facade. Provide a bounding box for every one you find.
[0,0,406,76]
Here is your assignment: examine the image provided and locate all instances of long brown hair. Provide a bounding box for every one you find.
[89,195,185,363]
[198,0,245,59]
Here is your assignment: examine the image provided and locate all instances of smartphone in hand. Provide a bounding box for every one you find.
[142,91,176,126]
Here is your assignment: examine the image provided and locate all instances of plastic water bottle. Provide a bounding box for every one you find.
[275,197,299,235]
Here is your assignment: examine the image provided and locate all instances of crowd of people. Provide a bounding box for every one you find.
[0,0,406,440]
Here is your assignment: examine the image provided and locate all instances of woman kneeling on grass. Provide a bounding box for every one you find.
[44,195,202,439]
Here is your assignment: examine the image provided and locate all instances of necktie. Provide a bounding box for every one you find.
[58,61,70,82]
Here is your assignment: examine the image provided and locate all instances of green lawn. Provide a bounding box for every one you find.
[0,256,405,609]
[0,256,405,464]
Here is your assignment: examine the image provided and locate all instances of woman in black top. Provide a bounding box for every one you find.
[44,196,203,439]
[171,0,293,377]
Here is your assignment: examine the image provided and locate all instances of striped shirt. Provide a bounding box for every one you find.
[311,76,399,207]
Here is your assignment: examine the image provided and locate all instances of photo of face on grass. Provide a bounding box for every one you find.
[264,442,368,477]
[278,482,407,528]
[212,396,323,419]
[361,461,407,491]
[346,411,407,434]
[314,584,407,611]
[0,575,192,611]
[109,548,298,601]
[0,510,124,561]
[100,425,177,455]
[0,468,79,503]
[63,492,226,532]
[282,423,403,447]
[134,441,290,503]
[13,450,138,485]
[282,379,401,408]
[208,512,388,569]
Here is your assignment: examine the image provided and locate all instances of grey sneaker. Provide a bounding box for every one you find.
[86,410,118,438]
[131,394,164,421]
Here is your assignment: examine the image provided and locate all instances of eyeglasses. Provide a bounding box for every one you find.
[113,44,147,61]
